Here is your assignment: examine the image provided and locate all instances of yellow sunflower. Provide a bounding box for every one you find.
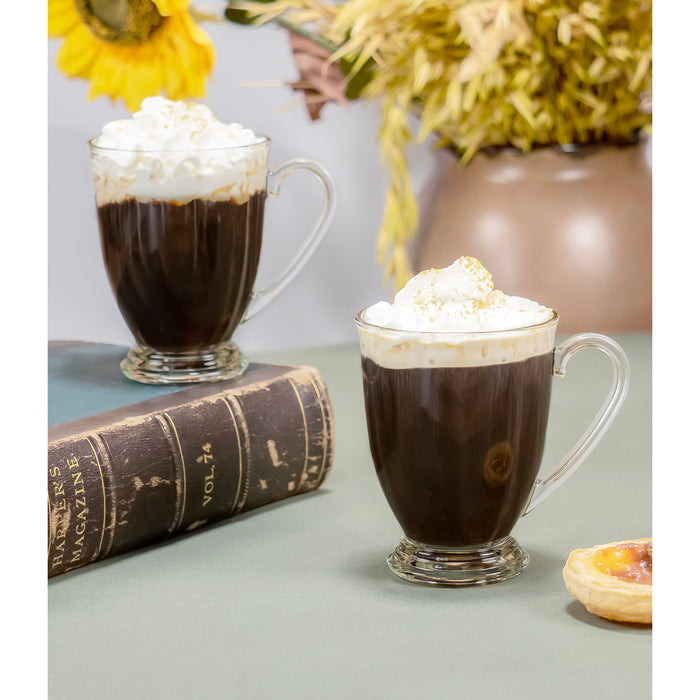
[48,0,215,112]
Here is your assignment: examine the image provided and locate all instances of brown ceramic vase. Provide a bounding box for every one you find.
[414,140,652,333]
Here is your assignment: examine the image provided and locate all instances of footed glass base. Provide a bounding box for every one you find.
[120,343,249,385]
[387,536,530,586]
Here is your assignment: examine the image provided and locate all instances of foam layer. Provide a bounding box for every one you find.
[90,97,268,205]
[358,257,556,368]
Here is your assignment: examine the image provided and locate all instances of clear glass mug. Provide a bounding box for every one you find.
[355,311,630,586]
[89,137,336,384]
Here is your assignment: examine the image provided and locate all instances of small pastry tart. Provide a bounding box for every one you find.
[563,538,652,624]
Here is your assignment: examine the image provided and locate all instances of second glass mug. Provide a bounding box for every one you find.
[89,137,336,384]
[355,312,630,586]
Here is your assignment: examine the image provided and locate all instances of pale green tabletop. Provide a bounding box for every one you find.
[48,334,652,699]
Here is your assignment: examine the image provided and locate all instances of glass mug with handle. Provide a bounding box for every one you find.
[90,124,335,385]
[355,264,630,586]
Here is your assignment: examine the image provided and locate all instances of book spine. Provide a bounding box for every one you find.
[47,369,334,577]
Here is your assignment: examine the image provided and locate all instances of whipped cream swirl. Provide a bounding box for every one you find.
[91,97,268,204]
[359,257,556,368]
[365,257,552,332]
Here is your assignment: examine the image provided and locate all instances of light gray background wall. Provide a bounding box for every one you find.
[48,18,440,353]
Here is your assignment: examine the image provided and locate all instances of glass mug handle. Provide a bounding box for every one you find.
[242,158,337,321]
[522,333,630,515]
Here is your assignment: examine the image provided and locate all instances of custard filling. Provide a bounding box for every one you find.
[592,541,652,585]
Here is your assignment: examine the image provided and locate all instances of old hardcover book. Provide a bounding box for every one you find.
[48,341,335,577]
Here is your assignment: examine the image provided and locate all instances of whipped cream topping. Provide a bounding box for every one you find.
[365,257,552,332]
[358,257,556,368]
[90,97,268,204]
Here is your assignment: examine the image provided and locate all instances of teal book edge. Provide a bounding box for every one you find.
[49,340,217,426]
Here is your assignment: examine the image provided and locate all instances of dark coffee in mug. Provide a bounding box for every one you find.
[356,256,557,551]
[361,353,553,547]
[98,193,266,352]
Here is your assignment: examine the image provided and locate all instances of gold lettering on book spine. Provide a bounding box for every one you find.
[63,452,89,565]
[48,463,69,571]
[197,443,216,507]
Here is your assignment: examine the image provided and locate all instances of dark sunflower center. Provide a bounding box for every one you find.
[74,0,164,46]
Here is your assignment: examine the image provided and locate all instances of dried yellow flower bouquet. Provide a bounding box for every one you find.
[228,0,652,287]
[49,1,652,287]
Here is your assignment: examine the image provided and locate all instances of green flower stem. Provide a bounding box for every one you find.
[225,2,340,54]
[272,15,340,56]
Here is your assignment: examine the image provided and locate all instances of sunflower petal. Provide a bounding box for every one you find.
[48,0,80,37]
[163,55,184,99]
[168,24,209,98]
[88,50,126,103]
[176,12,215,71]
[48,0,77,13]
[56,25,100,78]
[152,0,192,17]
[181,12,215,50]
[123,65,152,111]
[125,54,167,111]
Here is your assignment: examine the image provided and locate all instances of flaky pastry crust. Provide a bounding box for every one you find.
[563,538,652,624]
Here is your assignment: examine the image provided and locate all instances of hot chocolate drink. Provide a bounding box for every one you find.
[98,193,266,352]
[89,97,272,379]
[357,257,556,549]
[361,355,553,547]
[90,97,335,384]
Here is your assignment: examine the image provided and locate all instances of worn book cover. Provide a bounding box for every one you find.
[48,341,334,576]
